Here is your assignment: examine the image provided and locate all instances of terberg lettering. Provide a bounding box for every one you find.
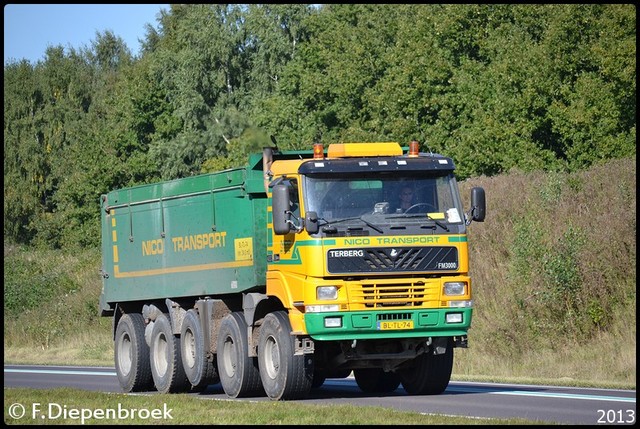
[329,249,364,258]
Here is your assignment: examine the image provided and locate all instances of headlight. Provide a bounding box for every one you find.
[444,281,466,296]
[317,286,338,300]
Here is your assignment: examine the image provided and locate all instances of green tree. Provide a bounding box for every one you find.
[4,3,636,249]
[4,59,44,242]
[146,4,252,179]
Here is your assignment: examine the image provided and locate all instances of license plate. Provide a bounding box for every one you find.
[378,320,414,330]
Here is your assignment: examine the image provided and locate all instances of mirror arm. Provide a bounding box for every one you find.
[285,211,304,233]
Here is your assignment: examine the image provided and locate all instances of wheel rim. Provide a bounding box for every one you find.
[263,334,280,380]
[153,332,169,377]
[117,332,132,376]
[183,328,196,369]
[221,336,236,378]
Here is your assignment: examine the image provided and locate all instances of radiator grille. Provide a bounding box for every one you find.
[327,246,458,274]
[348,281,439,309]
[377,312,412,321]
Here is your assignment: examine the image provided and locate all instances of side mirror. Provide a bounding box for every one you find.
[470,187,486,222]
[306,211,319,235]
[272,184,292,235]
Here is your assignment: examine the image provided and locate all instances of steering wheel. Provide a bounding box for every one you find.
[403,203,436,214]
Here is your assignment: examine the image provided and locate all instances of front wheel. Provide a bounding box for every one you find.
[216,312,263,398]
[257,311,313,400]
[354,368,401,393]
[399,339,453,395]
[311,372,326,389]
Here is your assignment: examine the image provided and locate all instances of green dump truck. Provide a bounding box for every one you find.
[99,141,486,400]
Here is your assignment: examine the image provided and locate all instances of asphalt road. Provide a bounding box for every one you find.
[4,364,636,425]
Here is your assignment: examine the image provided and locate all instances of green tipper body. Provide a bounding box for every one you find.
[99,154,267,313]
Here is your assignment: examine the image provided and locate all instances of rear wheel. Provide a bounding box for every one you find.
[181,309,219,390]
[216,312,264,398]
[258,311,313,400]
[399,339,453,395]
[114,313,153,392]
[149,313,189,393]
[354,368,401,393]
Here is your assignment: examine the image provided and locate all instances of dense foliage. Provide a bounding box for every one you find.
[4,4,636,249]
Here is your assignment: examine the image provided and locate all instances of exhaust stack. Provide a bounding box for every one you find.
[262,147,274,193]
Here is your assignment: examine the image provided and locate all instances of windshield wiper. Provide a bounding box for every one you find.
[319,216,384,234]
[386,213,449,231]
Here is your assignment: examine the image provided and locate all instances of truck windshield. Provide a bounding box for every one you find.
[303,173,464,225]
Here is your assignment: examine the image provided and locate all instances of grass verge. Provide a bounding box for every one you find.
[4,387,548,425]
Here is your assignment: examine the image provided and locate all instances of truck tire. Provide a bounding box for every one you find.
[311,372,326,388]
[114,313,153,392]
[312,368,351,388]
[257,311,313,400]
[354,368,401,393]
[216,312,264,398]
[149,313,189,393]
[399,339,453,395]
[181,309,219,390]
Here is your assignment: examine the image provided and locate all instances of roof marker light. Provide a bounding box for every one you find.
[408,140,420,157]
[313,143,324,159]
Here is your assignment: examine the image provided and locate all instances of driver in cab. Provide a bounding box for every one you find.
[396,186,415,213]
